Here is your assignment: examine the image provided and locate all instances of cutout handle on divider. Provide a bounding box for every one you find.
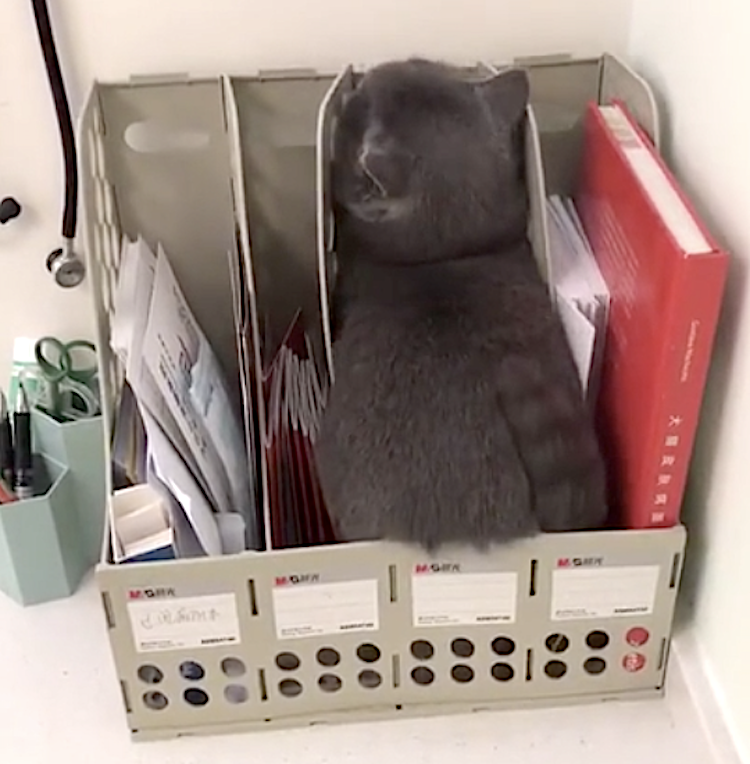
[124,121,211,154]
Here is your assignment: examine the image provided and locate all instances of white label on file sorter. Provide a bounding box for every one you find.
[273,579,379,639]
[551,565,660,621]
[412,572,518,627]
[127,593,241,653]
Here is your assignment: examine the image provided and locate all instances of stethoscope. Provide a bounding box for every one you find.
[2,1,86,288]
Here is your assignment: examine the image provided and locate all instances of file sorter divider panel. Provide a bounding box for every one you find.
[516,56,602,198]
[95,79,241,391]
[225,74,339,549]
[86,56,687,741]
[229,74,335,373]
[598,53,661,148]
[80,77,253,560]
[80,84,123,439]
[516,53,659,198]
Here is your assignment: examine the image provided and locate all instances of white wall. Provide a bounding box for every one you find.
[0,0,635,388]
[629,1,750,760]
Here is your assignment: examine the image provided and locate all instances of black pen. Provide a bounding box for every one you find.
[0,390,13,490]
[13,383,34,501]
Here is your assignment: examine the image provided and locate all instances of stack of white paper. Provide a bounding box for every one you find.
[110,237,258,559]
[546,195,610,401]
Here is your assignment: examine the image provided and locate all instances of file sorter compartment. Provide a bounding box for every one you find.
[515,53,659,200]
[229,74,335,370]
[83,54,687,740]
[81,77,243,425]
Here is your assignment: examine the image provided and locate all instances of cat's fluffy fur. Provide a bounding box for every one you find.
[314,59,608,550]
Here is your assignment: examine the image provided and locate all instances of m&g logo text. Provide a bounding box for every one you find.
[556,557,604,568]
[414,563,461,574]
[128,587,176,600]
[274,573,321,586]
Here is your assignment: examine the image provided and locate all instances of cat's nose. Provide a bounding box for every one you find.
[357,144,388,198]
[357,143,379,174]
[358,136,390,166]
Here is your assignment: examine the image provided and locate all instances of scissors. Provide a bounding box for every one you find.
[34,337,100,422]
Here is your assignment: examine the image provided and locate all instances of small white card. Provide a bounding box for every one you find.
[273,579,379,640]
[412,572,518,627]
[551,565,660,621]
[128,593,241,653]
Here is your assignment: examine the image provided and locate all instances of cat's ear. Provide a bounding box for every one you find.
[476,68,530,126]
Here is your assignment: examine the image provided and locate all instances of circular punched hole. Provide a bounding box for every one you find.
[623,653,647,673]
[318,673,343,693]
[586,630,610,650]
[221,657,246,678]
[179,661,205,681]
[626,627,650,647]
[451,664,475,683]
[275,652,301,671]
[451,638,475,658]
[317,647,341,667]
[545,633,570,654]
[411,666,435,686]
[137,664,164,685]
[224,684,249,704]
[279,679,303,698]
[357,643,381,663]
[411,639,434,660]
[491,662,515,682]
[584,657,607,676]
[143,690,169,710]
[183,688,210,706]
[544,660,568,679]
[491,637,516,656]
[358,670,382,689]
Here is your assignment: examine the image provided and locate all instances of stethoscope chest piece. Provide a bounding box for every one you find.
[46,243,86,288]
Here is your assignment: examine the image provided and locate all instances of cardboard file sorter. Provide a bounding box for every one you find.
[82,54,684,740]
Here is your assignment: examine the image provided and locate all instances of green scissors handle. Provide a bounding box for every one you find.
[34,337,99,420]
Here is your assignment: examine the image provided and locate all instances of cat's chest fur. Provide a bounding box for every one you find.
[333,244,567,371]
[315,242,606,550]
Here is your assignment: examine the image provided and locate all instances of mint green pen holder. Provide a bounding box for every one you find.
[0,411,106,606]
[32,409,106,565]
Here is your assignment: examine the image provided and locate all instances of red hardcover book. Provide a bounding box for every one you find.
[575,100,728,529]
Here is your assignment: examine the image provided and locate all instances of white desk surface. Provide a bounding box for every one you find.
[0,574,719,764]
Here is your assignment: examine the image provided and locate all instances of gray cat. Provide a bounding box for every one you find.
[314,59,608,550]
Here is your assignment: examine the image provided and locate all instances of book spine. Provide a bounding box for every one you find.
[635,253,728,528]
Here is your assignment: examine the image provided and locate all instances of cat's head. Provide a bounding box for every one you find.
[333,59,530,264]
